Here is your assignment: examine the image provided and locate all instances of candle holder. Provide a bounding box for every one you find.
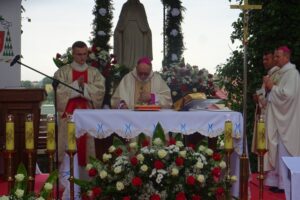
[257,148,267,200]
[66,150,77,200]
[5,150,15,193]
[26,149,35,192]
[224,148,234,199]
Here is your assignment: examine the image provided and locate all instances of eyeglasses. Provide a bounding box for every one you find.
[137,72,150,77]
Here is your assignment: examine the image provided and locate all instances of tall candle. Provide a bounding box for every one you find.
[47,115,56,151]
[224,120,233,150]
[6,115,14,151]
[67,117,76,151]
[25,114,34,150]
[256,117,266,150]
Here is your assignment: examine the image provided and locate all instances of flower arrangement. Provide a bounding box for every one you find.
[75,124,235,200]
[0,163,58,200]
[161,63,215,102]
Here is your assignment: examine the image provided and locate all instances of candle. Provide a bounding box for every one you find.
[256,117,266,150]
[224,120,233,150]
[6,115,14,151]
[47,115,56,151]
[25,114,34,150]
[67,116,76,151]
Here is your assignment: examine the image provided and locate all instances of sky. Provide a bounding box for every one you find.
[21,0,241,81]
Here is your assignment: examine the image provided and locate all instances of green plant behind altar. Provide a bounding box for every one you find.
[74,124,236,200]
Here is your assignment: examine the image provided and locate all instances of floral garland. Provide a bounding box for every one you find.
[75,124,235,200]
[91,0,113,51]
[161,0,185,67]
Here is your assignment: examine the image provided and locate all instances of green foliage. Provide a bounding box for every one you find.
[91,0,114,51]
[217,0,300,171]
[161,0,185,67]
[152,122,166,144]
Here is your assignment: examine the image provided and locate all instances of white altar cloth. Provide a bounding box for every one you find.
[72,109,244,198]
[282,156,300,200]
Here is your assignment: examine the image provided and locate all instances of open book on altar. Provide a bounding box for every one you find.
[181,99,224,111]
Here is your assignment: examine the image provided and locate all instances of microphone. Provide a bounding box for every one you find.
[10,55,21,67]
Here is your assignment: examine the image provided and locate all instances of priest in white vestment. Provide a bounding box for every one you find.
[263,46,300,191]
[54,41,105,199]
[111,57,172,109]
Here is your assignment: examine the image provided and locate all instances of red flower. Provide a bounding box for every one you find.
[111,59,117,64]
[91,61,99,68]
[91,45,97,52]
[115,148,123,156]
[191,194,201,200]
[187,143,195,150]
[88,168,97,177]
[175,192,186,200]
[130,156,138,166]
[154,160,165,169]
[132,177,142,187]
[168,137,176,146]
[175,157,184,166]
[81,193,90,200]
[150,194,161,200]
[142,139,150,147]
[123,196,131,200]
[215,187,225,197]
[212,152,222,161]
[56,53,61,59]
[92,187,102,197]
[186,175,196,185]
[212,167,221,178]
[180,84,188,92]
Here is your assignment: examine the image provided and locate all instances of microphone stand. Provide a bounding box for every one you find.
[13,57,83,199]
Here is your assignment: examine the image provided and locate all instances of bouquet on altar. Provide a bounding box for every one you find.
[53,45,129,95]
[161,63,216,102]
[0,163,58,200]
[75,124,235,200]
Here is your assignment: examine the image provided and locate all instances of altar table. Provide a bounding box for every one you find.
[72,109,244,198]
[282,156,300,200]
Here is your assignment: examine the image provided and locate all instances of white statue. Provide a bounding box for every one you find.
[114,0,153,70]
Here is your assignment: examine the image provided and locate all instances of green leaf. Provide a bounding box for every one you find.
[40,170,58,198]
[152,122,166,143]
[113,136,125,147]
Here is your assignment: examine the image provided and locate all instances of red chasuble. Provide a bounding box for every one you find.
[63,69,90,166]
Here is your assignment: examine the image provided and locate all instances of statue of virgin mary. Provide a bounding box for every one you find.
[114,0,153,70]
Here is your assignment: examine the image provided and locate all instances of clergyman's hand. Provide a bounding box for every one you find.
[77,76,84,91]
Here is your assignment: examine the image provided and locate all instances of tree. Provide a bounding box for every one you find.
[217,0,300,171]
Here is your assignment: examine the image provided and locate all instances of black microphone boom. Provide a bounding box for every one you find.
[10,55,21,67]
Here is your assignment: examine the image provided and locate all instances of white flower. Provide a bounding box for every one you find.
[199,145,205,151]
[87,190,93,197]
[108,145,116,153]
[97,30,106,36]
[195,161,204,169]
[15,189,24,198]
[231,175,237,182]
[153,138,162,146]
[116,181,124,191]
[36,197,45,200]
[176,141,184,147]
[89,53,96,60]
[158,149,167,159]
[171,8,180,17]
[100,170,108,179]
[15,174,25,182]
[156,173,163,184]
[172,91,177,96]
[141,164,148,172]
[85,163,93,171]
[179,150,186,158]
[197,174,205,183]
[170,29,178,36]
[137,154,144,162]
[102,153,112,162]
[205,148,213,156]
[171,168,179,176]
[219,161,227,169]
[192,88,197,92]
[129,142,138,149]
[98,8,107,16]
[114,166,122,174]
[171,53,178,61]
[0,196,10,200]
[44,182,53,191]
